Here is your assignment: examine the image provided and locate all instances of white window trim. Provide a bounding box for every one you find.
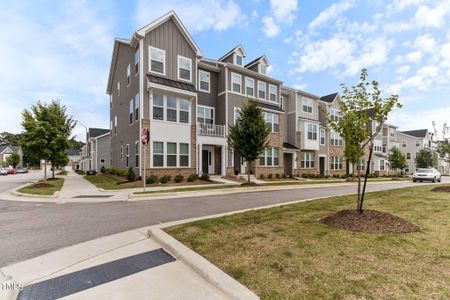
[129,99,133,126]
[117,81,120,96]
[151,93,191,126]
[259,147,279,166]
[234,53,244,66]
[114,115,117,136]
[307,123,318,141]
[135,93,140,123]
[198,70,210,93]
[231,72,242,93]
[134,49,139,77]
[258,81,266,100]
[197,105,215,125]
[303,98,313,113]
[264,112,279,133]
[234,107,241,125]
[151,141,191,168]
[149,46,166,76]
[177,55,192,82]
[301,152,315,169]
[259,64,266,75]
[120,145,123,161]
[269,84,277,103]
[245,77,254,97]
[126,64,131,87]
[320,129,326,145]
[135,141,139,168]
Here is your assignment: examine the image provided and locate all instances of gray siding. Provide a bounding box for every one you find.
[110,42,140,171]
[96,134,111,171]
[197,68,218,110]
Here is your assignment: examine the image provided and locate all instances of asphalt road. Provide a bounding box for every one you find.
[0,178,448,267]
[0,170,44,193]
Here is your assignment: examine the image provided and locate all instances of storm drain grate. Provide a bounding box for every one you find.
[72,195,113,198]
[17,248,175,300]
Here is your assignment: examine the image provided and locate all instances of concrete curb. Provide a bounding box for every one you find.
[11,190,59,199]
[0,279,20,300]
[148,228,259,300]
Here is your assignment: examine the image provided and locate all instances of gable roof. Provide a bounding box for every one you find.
[107,10,203,93]
[245,55,270,68]
[320,93,339,103]
[399,129,428,138]
[218,45,247,62]
[0,145,21,154]
[89,128,110,138]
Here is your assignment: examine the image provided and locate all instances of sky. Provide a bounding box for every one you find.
[0,0,449,141]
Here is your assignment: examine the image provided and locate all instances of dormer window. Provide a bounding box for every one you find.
[236,54,243,66]
[259,64,267,74]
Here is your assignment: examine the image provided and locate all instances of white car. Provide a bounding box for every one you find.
[0,168,7,176]
[413,168,441,182]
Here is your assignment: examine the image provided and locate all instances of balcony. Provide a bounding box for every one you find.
[197,123,225,137]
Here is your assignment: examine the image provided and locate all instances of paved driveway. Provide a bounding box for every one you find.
[0,178,448,267]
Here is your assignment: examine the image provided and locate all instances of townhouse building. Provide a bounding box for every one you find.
[397,129,434,174]
[0,145,23,168]
[79,128,111,172]
[107,11,286,178]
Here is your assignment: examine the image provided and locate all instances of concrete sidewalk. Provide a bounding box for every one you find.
[1,226,251,300]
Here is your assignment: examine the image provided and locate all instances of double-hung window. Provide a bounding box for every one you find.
[129,99,133,125]
[231,73,241,93]
[114,116,117,135]
[307,124,318,140]
[197,106,214,124]
[264,112,279,133]
[402,141,407,148]
[180,143,189,167]
[330,130,343,146]
[416,140,420,147]
[245,77,254,97]
[407,152,411,159]
[301,152,315,168]
[303,98,313,113]
[269,85,277,102]
[374,140,382,152]
[199,70,210,92]
[127,64,130,86]
[153,93,164,120]
[331,156,342,170]
[380,159,385,171]
[135,93,140,121]
[179,99,189,123]
[320,129,326,145]
[153,142,164,167]
[126,144,129,167]
[258,81,266,99]
[235,54,243,66]
[259,64,266,74]
[117,81,120,96]
[330,108,340,121]
[178,55,192,81]
[120,145,123,160]
[167,143,177,167]
[135,141,139,167]
[150,47,165,74]
[134,49,139,75]
[259,147,279,166]
[166,96,177,122]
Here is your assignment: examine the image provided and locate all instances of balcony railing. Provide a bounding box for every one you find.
[197,123,225,137]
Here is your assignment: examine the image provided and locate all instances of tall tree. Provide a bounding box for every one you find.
[327,69,401,212]
[415,149,434,168]
[21,100,75,178]
[6,152,20,168]
[227,99,271,183]
[0,132,23,146]
[388,146,407,175]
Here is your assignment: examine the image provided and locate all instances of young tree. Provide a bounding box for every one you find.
[227,99,270,183]
[327,69,401,212]
[21,100,75,179]
[433,121,450,165]
[388,146,407,175]
[415,149,434,168]
[6,152,20,168]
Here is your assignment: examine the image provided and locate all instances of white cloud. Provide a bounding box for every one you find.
[269,0,298,24]
[308,0,355,30]
[135,0,246,32]
[405,51,423,63]
[396,65,410,75]
[292,83,308,90]
[262,16,280,37]
[413,34,437,53]
[414,4,449,28]
[389,106,450,132]
[391,0,427,11]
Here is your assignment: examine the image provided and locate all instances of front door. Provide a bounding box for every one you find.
[233,152,241,175]
[319,157,325,176]
[202,149,214,174]
[284,153,293,175]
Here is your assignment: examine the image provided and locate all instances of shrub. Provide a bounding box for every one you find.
[200,174,210,181]
[159,175,171,184]
[127,167,136,182]
[268,173,273,179]
[175,174,184,183]
[275,173,281,179]
[146,175,158,184]
[259,173,265,179]
[187,174,198,182]
[282,173,287,179]
[100,166,106,174]
[234,170,239,176]
[75,170,85,175]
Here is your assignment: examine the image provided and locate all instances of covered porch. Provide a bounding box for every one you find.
[197,123,227,176]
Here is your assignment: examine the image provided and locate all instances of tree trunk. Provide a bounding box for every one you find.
[357,169,361,211]
[247,161,251,183]
[44,161,47,179]
[51,162,55,179]
[359,143,374,212]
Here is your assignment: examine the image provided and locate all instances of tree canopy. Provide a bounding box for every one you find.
[6,152,20,168]
[21,100,75,178]
[415,149,434,169]
[388,146,407,174]
[227,99,270,183]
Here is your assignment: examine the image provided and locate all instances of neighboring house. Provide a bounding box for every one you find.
[106,11,285,178]
[0,145,23,167]
[65,149,81,170]
[79,128,111,172]
[318,93,346,176]
[397,129,435,174]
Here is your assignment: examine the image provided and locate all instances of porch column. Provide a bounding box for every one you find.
[221,145,227,176]
[198,144,203,176]
[293,152,297,174]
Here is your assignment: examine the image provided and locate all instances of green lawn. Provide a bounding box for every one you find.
[85,174,218,190]
[18,178,65,195]
[167,185,450,299]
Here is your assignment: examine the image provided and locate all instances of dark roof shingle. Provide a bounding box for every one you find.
[89,128,110,138]
[147,74,196,92]
[283,142,299,150]
[399,129,428,138]
[320,93,338,103]
[257,101,283,112]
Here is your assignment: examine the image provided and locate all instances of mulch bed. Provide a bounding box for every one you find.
[241,182,259,187]
[320,209,421,233]
[31,183,54,188]
[431,186,450,192]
